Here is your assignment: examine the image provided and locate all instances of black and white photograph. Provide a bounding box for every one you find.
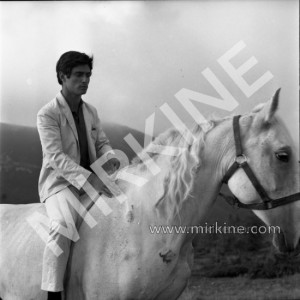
[0,1,299,299]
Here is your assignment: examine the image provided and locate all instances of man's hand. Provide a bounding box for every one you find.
[106,153,120,175]
[86,173,116,198]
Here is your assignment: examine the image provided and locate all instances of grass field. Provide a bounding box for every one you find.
[179,274,300,300]
[178,234,300,300]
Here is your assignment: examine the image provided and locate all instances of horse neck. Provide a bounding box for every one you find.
[129,118,235,229]
[170,118,235,228]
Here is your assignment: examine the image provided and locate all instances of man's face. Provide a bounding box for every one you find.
[61,64,92,96]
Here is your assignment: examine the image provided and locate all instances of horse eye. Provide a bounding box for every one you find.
[275,152,289,162]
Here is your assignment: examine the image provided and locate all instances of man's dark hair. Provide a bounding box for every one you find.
[56,51,93,85]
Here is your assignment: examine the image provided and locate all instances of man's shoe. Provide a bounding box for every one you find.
[47,291,62,300]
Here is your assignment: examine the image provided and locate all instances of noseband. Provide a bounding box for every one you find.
[220,115,300,210]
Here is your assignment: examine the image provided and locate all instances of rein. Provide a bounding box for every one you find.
[220,115,300,210]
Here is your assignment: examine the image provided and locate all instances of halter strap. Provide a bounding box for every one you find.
[220,115,300,210]
[233,115,243,156]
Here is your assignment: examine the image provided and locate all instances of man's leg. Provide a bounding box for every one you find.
[41,187,81,297]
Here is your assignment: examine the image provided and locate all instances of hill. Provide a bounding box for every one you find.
[0,122,145,204]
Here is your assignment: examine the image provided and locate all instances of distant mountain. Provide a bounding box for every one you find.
[0,122,146,204]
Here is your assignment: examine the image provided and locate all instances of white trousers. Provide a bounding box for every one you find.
[41,187,82,292]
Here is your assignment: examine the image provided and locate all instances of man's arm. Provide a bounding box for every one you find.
[37,110,91,190]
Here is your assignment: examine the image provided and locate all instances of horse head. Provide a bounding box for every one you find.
[225,89,300,255]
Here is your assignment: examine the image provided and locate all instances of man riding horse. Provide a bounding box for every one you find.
[0,58,299,300]
[37,51,119,300]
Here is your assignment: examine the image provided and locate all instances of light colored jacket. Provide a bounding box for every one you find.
[37,92,112,202]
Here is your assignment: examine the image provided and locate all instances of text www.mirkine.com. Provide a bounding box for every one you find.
[149,222,281,235]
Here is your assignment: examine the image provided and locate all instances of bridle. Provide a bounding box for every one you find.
[220,115,300,210]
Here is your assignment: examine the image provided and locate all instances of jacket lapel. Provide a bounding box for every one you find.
[56,92,79,141]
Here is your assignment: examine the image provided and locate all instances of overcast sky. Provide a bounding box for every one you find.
[0,1,298,143]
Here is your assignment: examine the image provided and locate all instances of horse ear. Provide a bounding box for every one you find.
[265,88,281,123]
[254,88,281,125]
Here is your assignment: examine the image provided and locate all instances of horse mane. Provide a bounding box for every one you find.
[131,121,215,220]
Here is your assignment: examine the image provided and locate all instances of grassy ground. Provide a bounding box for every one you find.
[178,230,300,300]
[179,274,300,300]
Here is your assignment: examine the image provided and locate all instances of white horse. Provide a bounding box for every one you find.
[0,90,299,299]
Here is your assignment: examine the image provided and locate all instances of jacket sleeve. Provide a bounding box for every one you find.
[37,109,91,190]
[94,111,113,159]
